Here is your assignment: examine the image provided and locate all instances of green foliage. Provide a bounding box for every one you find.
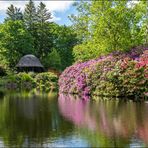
[23,0,53,62]
[0,1,78,71]
[106,60,148,97]
[42,48,61,70]
[34,2,52,60]
[73,43,101,62]
[37,2,52,24]
[24,0,37,29]
[51,24,78,70]
[34,22,53,60]
[89,58,148,98]
[1,72,58,92]
[0,66,7,76]
[6,73,36,90]
[5,4,23,21]
[0,51,9,75]
[0,20,34,67]
[35,72,58,92]
[71,1,147,61]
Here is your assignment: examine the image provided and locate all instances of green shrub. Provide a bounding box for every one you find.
[35,72,58,92]
[107,59,148,98]
[0,72,58,92]
[27,72,36,78]
[42,48,62,70]
[5,73,36,90]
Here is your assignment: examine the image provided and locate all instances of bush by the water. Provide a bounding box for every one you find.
[59,46,148,99]
[5,73,36,90]
[35,72,58,92]
[2,72,58,91]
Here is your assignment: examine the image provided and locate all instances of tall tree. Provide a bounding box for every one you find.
[35,2,52,60]
[37,2,52,25]
[24,0,37,29]
[41,23,78,70]
[5,4,23,21]
[69,1,90,42]
[0,21,34,67]
[53,25,78,70]
[70,0,147,61]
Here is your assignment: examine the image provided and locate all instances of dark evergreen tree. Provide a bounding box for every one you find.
[5,4,23,21]
[35,2,53,60]
[37,2,52,25]
[24,0,37,29]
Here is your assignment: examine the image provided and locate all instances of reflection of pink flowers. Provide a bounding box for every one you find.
[58,94,96,130]
[58,94,148,143]
[58,94,87,126]
[138,120,148,144]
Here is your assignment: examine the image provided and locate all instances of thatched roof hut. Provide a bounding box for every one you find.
[16,54,44,72]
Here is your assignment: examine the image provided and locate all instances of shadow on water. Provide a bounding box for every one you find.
[0,92,148,147]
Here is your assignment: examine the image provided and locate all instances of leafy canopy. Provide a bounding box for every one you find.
[70,0,147,61]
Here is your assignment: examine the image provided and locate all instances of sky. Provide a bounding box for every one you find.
[0,0,76,26]
[0,0,139,26]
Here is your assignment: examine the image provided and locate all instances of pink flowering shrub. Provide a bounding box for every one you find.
[59,46,148,99]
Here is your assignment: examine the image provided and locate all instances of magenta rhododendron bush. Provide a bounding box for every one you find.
[59,46,148,99]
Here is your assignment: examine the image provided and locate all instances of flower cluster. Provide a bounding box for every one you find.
[59,46,148,99]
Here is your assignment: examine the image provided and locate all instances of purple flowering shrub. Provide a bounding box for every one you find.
[59,46,148,99]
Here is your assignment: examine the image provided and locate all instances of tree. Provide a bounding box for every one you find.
[5,4,23,21]
[69,1,90,42]
[24,0,37,29]
[37,2,52,25]
[42,48,61,70]
[0,21,34,67]
[52,25,78,70]
[0,2,78,70]
[34,2,52,60]
[70,0,147,61]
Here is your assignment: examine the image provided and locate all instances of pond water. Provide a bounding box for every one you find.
[0,92,148,147]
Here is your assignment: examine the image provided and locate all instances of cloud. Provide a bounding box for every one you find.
[127,0,139,8]
[0,1,74,22]
[51,12,61,22]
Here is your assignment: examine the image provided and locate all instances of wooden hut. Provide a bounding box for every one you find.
[16,55,44,72]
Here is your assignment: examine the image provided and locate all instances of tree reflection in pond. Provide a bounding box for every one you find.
[58,94,148,147]
[0,92,148,147]
[0,93,74,147]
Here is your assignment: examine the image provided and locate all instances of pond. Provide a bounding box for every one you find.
[0,92,148,147]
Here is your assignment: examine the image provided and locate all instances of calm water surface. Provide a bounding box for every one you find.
[0,92,148,147]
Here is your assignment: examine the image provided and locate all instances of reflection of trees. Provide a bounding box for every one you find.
[58,94,148,147]
[0,90,4,99]
[0,94,73,147]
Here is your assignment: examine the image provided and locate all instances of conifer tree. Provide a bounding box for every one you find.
[35,2,53,60]
[24,0,37,29]
[37,2,52,25]
[6,4,23,21]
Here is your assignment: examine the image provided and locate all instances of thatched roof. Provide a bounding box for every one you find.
[16,54,44,68]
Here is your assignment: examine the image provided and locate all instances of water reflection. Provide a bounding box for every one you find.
[1,92,148,147]
[58,94,148,147]
[0,93,74,147]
